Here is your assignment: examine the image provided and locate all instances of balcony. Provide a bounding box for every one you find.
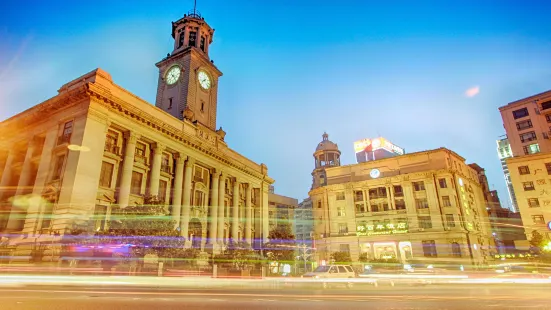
[104,143,120,155]
[57,134,71,145]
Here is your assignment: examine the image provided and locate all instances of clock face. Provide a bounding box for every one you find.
[198,70,211,90]
[370,169,381,179]
[166,66,181,85]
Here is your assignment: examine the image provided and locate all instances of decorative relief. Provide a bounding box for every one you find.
[196,128,216,145]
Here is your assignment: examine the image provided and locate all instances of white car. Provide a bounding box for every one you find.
[302,265,357,288]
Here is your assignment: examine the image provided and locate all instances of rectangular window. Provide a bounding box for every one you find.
[382,203,390,211]
[355,203,366,213]
[52,154,66,180]
[130,171,143,195]
[418,216,432,229]
[422,240,437,257]
[135,142,146,156]
[522,181,535,191]
[413,181,425,191]
[337,207,346,217]
[541,101,551,111]
[99,161,114,188]
[354,190,363,202]
[318,201,322,209]
[178,32,185,48]
[523,143,540,155]
[512,107,529,119]
[63,120,73,136]
[415,198,429,209]
[442,196,452,207]
[446,214,455,227]
[200,36,206,51]
[371,203,380,212]
[393,185,404,197]
[438,178,447,188]
[516,119,533,130]
[338,223,348,234]
[518,166,530,175]
[168,97,173,109]
[369,187,387,199]
[159,180,168,202]
[105,130,119,154]
[194,190,204,206]
[395,199,406,210]
[336,192,345,200]
[532,215,545,224]
[161,154,171,173]
[545,163,551,175]
[528,198,540,208]
[519,131,537,143]
[188,31,197,47]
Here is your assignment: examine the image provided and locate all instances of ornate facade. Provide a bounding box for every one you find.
[308,134,494,266]
[0,11,274,256]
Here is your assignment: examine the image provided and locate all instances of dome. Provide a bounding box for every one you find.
[315,132,339,152]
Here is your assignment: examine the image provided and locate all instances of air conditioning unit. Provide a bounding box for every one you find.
[418,228,425,232]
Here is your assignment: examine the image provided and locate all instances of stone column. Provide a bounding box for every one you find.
[172,153,186,226]
[262,184,270,243]
[217,172,226,244]
[149,143,164,198]
[245,184,253,245]
[180,157,195,237]
[0,149,15,202]
[6,138,37,231]
[231,178,240,241]
[207,169,219,244]
[118,132,139,208]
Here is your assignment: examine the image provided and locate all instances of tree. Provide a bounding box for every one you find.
[215,240,257,270]
[264,224,297,264]
[330,251,351,264]
[358,252,369,263]
[529,230,545,253]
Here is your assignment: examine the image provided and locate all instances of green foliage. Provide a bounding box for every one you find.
[264,224,296,263]
[215,240,257,270]
[529,230,546,250]
[330,251,352,264]
[358,252,369,263]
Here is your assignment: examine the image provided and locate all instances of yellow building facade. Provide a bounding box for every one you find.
[309,134,494,266]
[0,12,274,256]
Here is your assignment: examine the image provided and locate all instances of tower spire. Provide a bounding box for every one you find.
[193,0,197,15]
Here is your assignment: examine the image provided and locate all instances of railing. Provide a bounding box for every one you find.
[104,143,120,155]
[187,9,202,19]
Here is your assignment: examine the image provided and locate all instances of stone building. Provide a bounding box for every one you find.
[308,133,494,266]
[0,10,274,256]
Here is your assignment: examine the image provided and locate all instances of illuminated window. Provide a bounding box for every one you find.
[338,223,348,234]
[337,207,346,217]
[415,198,429,209]
[413,181,425,191]
[99,161,114,188]
[518,166,530,175]
[522,181,535,191]
[446,214,455,227]
[532,215,545,224]
[516,119,533,130]
[523,143,540,155]
[438,178,447,188]
[418,216,432,229]
[422,240,437,257]
[442,196,452,207]
[336,192,345,200]
[519,131,537,143]
[130,171,143,195]
[528,198,540,208]
[512,107,529,119]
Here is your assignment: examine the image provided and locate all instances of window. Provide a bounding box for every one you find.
[161,154,171,173]
[413,181,425,191]
[135,142,146,156]
[338,223,348,234]
[442,196,452,207]
[369,187,387,199]
[422,240,437,257]
[382,203,390,211]
[393,185,404,197]
[52,154,66,180]
[415,198,429,209]
[354,190,363,202]
[519,131,537,143]
[355,203,366,213]
[317,201,322,209]
[541,101,551,110]
[99,161,114,188]
[512,107,529,119]
[159,180,168,202]
[528,198,540,208]
[200,101,205,112]
[336,192,345,200]
[451,242,461,257]
[395,199,406,210]
[518,166,530,175]
[438,178,447,188]
[516,119,533,130]
[523,143,540,155]
[200,36,206,51]
[338,266,347,273]
[371,203,381,212]
[105,130,118,153]
[194,190,204,206]
[532,215,545,224]
[130,171,143,195]
[339,244,350,253]
[545,163,551,175]
[168,98,173,109]
[63,120,73,136]
[178,31,185,48]
[188,31,197,47]
[446,214,455,227]
[337,207,346,217]
[418,216,432,229]
[522,181,535,191]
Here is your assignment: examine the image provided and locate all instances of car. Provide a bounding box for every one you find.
[302,265,357,288]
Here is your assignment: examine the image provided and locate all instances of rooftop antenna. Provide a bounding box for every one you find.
[193,0,197,15]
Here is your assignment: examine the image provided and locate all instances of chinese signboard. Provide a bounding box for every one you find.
[356,222,408,236]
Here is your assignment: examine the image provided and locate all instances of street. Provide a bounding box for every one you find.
[0,284,550,310]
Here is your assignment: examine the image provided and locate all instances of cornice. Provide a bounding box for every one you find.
[85,83,266,181]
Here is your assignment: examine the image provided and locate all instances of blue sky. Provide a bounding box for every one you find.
[2,0,551,206]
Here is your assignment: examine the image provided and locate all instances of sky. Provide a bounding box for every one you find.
[1,0,551,207]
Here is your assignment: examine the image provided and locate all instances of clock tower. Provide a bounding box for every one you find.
[155,9,222,131]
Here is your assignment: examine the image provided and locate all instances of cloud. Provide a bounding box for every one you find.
[465,86,480,98]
